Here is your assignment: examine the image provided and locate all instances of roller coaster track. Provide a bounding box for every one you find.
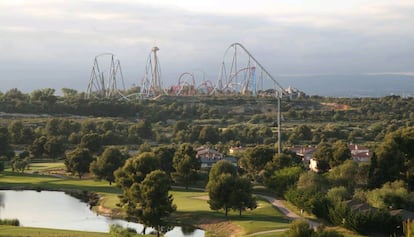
[215,42,285,97]
[86,53,126,99]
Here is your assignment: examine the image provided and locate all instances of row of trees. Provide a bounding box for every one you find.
[2,88,413,122]
[64,144,197,236]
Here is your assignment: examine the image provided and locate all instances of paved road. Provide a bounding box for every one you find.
[258,195,320,229]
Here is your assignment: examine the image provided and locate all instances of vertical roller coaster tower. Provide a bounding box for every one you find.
[141,46,165,97]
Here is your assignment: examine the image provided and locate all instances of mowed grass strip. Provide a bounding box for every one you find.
[0,226,111,237]
[0,171,119,194]
[28,162,66,172]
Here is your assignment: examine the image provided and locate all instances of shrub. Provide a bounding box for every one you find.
[109,224,136,237]
[287,219,313,237]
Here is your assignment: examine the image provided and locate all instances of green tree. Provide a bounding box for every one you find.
[173,120,188,134]
[242,145,274,179]
[366,180,412,210]
[45,118,60,136]
[265,166,303,195]
[313,142,333,173]
[198,125,219,144]
[115,152,160,224]
[154,145,176,175]
[138,170,176,237]
[11,155,30,173]
[90,147,126,185]
[20,127,34,144]
[64,148,93,178]
[327,160,364,190]
[289,125,313,143]
[375,126,414,190]
[0,127,14,159]
[43,136,65,159]
[331,141,351,167]
[115,152,160,190]
[230,176,257,216]
[172,144,200,189]
[297,171,328,193]
[29,136,47,158]
[368,152,380,188]
[209,159,237,178]
[206,160,256,216]
[326,186,351,203]
[8,121,24,144]
[128,119,153,141]
[80,133,102,153]
[207,173,237,216]
[287,219,313,237]
[109,224,136,237]
[61,88,78,98]
[81,121,97,134]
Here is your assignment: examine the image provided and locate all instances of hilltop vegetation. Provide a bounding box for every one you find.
[0,88,413,236]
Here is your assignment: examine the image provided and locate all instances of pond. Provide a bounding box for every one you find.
[0,190,204,237]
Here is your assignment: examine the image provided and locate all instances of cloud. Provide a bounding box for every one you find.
[0,0,413,92]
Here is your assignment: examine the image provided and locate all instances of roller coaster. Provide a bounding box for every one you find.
[86,43,285,99]
[86,53,126,99]
[86,43,285,152]
[214,43,284,96]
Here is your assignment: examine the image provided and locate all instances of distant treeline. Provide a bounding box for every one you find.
[1,88,413,123]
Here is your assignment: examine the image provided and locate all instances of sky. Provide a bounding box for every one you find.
[0,0,413,94]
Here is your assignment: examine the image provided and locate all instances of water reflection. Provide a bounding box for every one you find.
[0,190,204,237]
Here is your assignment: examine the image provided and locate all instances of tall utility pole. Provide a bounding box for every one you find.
[277,90,282,154]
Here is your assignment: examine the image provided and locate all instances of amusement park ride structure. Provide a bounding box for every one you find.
[141,46,164,97]
[86,53,126,99]
[86,43,285,99]
[86,43,285,152]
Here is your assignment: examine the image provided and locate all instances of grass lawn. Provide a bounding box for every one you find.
[170,188,290,236]
[0,226,111,237]
[0,171,119,194]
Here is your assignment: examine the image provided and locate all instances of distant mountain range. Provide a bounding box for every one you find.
[277,74,414,97]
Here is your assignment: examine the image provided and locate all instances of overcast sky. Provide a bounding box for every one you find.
[0,0,413,93]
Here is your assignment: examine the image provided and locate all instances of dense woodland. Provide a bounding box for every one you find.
[0,87,413,236]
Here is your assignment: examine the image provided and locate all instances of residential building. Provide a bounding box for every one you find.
[348,143,371,162]
[196,146,237,168]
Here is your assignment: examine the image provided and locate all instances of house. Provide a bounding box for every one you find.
[348,144,371,162]
[196,147,223,159]
[289,145,317,162]
[199,156,238,169]
[196,146,237,168]
[390,209,414,221]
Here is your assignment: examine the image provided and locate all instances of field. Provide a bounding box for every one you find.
[0,162,365,237]
[0,162,290,237]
